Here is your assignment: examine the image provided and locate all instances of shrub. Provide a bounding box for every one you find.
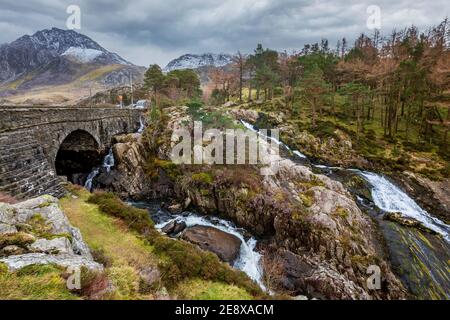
[191,172,214,185]
[152,236,263,297]
[87,192,154,234]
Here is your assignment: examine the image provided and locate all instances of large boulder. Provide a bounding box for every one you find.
[0,196,102,272]
[181,226,242,263]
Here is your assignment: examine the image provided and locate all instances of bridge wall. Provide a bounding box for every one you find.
[0,106,144,199]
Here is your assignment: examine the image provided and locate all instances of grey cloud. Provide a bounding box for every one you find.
[0,0,448,66]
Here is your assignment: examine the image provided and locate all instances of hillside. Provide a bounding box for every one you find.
[0,28,145,105]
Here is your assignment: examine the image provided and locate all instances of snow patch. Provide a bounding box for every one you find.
[62,47,103,63]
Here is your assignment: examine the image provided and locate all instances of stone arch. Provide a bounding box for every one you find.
[54,129,103,183]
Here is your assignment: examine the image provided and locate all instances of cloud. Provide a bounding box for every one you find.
[0,0,448,66]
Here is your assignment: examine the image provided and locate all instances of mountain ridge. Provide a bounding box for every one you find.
[164,53,233,72]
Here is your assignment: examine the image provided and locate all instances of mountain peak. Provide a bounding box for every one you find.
[164,53,233,72]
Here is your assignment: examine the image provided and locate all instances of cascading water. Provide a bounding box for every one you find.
[241,119,450,241]
[361,172,450,242]
[138,116,145,134]
[242,118,450,297]
[241,120,307,159]
[155,213,266,291]
[84,148,115,191]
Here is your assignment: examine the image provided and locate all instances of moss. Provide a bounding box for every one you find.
[151,236,264,298]
[0,263,8,274]
[62,185,265,300]
[334,206,349,219]
[0,232,35,248]
[191,172,214,185]
[299,191,314,208]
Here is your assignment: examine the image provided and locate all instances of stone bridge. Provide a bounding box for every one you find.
[0,106,145,199]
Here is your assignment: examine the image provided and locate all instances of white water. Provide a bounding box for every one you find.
[156,214,266,290]
[84,148,115,191]
[138,116,145,134]
[241,119,450,242]
[84,167,100,191]
[361,172,450,242]
[240,120,307,159]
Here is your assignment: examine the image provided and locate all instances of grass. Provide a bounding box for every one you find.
[60,186,262,300]
[175,279,253,300]
[60,188,157,275]
[0,263,79,300]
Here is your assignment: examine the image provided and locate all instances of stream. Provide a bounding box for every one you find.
[242,120,450,299]
[83,117,449,298]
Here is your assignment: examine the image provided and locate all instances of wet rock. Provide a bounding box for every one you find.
[383,212,439,235]
[161,220,186,235]
[395,172,450,224]
[167,203,183,214]
[182,226,242,263]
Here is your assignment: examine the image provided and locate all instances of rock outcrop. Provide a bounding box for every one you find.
[104,105,408,299]
[0,195,102,272]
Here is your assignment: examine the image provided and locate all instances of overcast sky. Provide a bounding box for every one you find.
[0,0,448,67]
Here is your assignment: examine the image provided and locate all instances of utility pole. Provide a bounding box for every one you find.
[130,71,134,106]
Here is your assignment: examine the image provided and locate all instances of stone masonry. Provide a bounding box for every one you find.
[0,106,144,199]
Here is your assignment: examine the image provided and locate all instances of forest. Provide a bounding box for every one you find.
[143,19,450,179]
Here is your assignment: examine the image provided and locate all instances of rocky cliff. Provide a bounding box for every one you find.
[102,105,407,300]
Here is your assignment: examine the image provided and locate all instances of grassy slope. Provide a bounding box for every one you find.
[60,187,254,300]
[1,187,255,300]
[0,264,79,300]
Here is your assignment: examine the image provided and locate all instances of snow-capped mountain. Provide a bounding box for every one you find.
[164,53,233,72]
[0,28,143,103]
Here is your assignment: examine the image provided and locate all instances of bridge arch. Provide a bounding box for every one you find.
[0,106,144,199]
[55,129,103,183]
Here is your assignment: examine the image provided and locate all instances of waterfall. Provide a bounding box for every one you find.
[102,148,115,173]
[241,119,450,242]
[84,148,115,191]
[156,214,266,291]
[84,167,100,192]
[138,116,145,134]
[240,120,307,159]
[361,172,450,242]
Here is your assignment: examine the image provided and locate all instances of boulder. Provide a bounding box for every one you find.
[167,203,183,214]
[0,195,99,272]
[29,237,74,255]
[161,220,186,235]
[182,226,242,263]
[0,253,103,272]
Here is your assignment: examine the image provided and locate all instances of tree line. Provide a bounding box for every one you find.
[208,19,449,152]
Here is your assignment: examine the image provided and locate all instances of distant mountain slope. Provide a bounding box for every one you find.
[164,53,233,72]
[0,28,144,105]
